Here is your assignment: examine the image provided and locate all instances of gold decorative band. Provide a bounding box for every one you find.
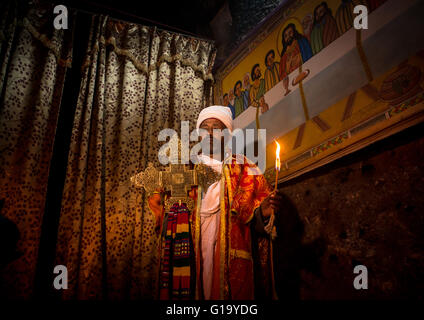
[229,249,252,261]
[81,35,214,81]
[22,18,72,68]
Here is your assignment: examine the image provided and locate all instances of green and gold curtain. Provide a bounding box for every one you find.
[0,0,73,298]
[55,15,216,299]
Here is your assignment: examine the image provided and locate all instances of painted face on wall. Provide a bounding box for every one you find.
[254,66,262,80]
[235,83,242,97]
[315,4,327,24]
[302,14,313,34]
[223,94,229,106]
[228,89,234,101]
[283,26,295,46]
[266,52,275,68]
[243,74,250,89]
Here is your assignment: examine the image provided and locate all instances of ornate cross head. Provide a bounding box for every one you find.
[131,137,221,212]
[131,161,196,211]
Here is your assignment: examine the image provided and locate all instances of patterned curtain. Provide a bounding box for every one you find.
[0,1,73,298]
[55,15,216,299]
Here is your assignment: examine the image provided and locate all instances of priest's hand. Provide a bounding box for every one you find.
[260,190,283,218]
[148,189,165,234]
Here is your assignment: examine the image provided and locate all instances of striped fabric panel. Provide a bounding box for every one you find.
[159,203,192,300]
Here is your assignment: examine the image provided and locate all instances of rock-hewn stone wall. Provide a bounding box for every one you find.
[273,122,424,299]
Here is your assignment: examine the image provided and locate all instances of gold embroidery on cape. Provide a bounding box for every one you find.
[195,163,222,193]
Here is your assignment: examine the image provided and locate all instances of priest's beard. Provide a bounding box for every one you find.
[200,135,225,162]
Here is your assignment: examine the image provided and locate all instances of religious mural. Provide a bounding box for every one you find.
[262,50,424,181]
[218,0,387,120]
[215,0,424,182]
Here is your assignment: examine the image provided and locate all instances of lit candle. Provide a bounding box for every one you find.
[269,140,281,300]
[274,140,281,193]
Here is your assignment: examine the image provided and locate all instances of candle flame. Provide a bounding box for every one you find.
[274,140,281,171]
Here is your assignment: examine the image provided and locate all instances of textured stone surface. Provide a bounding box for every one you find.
[273,122,424,299]
[228,0,283,50]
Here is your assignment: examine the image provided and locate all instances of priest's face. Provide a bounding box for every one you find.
[199,118,227,156]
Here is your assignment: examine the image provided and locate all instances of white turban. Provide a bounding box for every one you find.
[196,105,233,133]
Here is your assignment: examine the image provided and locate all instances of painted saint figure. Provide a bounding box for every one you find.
[310,1,340,55]
[250,64,266,108]
[222,93,235,119]
[302,13,314,42]
[279,23,312,95]
[279,23,313,81]
[264,49,280,92]
[228,88,235,109]
[234,80,245,117]
[242,73,251,109]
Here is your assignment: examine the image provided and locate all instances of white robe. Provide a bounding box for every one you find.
[197,154,222,300]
